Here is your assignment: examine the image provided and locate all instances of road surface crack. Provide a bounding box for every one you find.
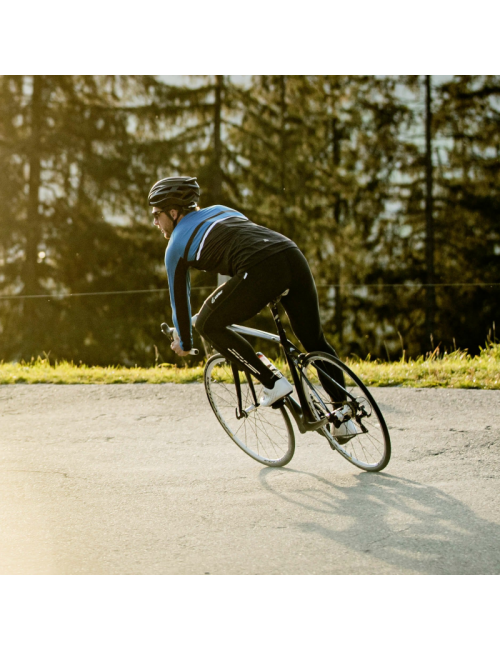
[2,468,70,479]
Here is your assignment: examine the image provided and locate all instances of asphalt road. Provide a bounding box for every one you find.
[0,384,499,574]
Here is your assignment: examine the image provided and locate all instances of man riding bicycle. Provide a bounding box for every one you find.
[149,176,347,411]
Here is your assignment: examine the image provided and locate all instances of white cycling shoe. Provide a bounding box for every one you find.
[260,377,293,407]
[334,418,361,442]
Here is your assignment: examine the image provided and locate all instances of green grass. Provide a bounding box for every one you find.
[0,360,205,385]
[1,343,499,389]
[346,343,500,389]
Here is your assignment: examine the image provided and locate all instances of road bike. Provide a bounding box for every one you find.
[161,298,391,472]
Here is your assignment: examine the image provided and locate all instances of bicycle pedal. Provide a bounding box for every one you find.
[271,398,286,409]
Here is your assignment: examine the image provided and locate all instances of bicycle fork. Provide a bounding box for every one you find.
[233,365,260,420]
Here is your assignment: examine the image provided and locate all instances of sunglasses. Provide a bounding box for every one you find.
[152,210,166,225]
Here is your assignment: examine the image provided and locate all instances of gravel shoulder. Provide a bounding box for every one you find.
[0,384,499,574]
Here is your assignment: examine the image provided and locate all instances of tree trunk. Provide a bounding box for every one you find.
[214,77,231,294]
[279,75,287,230]
[23,75,43,298]
[213,75,223,205]
[424,75,435,347]
[332,117,343,344]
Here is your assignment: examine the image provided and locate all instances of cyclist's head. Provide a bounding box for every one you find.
[148,176,200,216]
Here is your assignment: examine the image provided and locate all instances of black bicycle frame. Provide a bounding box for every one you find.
[230,299,352,433]
[267,301,335,434]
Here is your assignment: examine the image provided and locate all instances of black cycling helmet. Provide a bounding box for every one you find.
[148,176,200,210]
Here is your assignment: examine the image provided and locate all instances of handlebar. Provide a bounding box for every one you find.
[160,322,199,356]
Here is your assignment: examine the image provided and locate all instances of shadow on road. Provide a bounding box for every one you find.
[259,467,500,574]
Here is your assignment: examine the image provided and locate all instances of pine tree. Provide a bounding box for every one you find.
[228,76,412,357]
[433,75,500,351]
[0,75,173,364]
[390,75,500,355]
[228,75,308,238]
[374,75,442,357]
[2,75,496,366]
[143,76,251,322]
[307,76,414,357]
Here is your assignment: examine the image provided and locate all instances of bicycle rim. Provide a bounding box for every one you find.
[301,352,391,471]
[204,354,295,467]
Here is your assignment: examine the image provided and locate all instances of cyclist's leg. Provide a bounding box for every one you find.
[195,252,293,389]
[280,248,346,403]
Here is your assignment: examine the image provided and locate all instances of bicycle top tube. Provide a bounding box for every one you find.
[191,312,281,344]
[228,323,281,343]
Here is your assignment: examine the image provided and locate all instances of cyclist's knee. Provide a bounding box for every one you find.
[195,305,218,340]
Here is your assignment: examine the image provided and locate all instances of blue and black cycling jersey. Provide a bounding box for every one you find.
[165,204,297,351]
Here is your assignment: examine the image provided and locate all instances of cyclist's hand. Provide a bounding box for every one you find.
[171,339,191,357]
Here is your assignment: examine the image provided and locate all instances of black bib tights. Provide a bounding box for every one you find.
[195,247,346,401]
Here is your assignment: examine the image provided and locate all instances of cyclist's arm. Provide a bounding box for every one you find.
[166,250,193,352]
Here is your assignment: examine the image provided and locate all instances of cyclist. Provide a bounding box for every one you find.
[149,176,346,409]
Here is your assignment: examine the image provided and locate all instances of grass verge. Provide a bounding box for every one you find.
[0,344,499,389]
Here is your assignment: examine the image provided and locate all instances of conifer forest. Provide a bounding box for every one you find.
[0,75,499,366]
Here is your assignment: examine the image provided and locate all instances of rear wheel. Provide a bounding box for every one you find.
[300,352,391,471]
[204,354,295,467]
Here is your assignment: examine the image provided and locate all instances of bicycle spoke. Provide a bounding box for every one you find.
[300,352,390,471]
[252,414,288,456]
[204,355,295,467]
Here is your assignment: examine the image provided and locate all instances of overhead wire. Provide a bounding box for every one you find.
[1,282,499,301]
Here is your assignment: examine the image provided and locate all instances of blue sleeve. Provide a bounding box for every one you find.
[166,248,193,351]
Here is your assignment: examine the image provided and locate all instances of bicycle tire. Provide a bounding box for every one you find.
[204,354,295,467]
[300,351,391,472]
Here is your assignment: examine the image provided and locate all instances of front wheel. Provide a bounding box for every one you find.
[300,352,391,472]
[204,354,295,467]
